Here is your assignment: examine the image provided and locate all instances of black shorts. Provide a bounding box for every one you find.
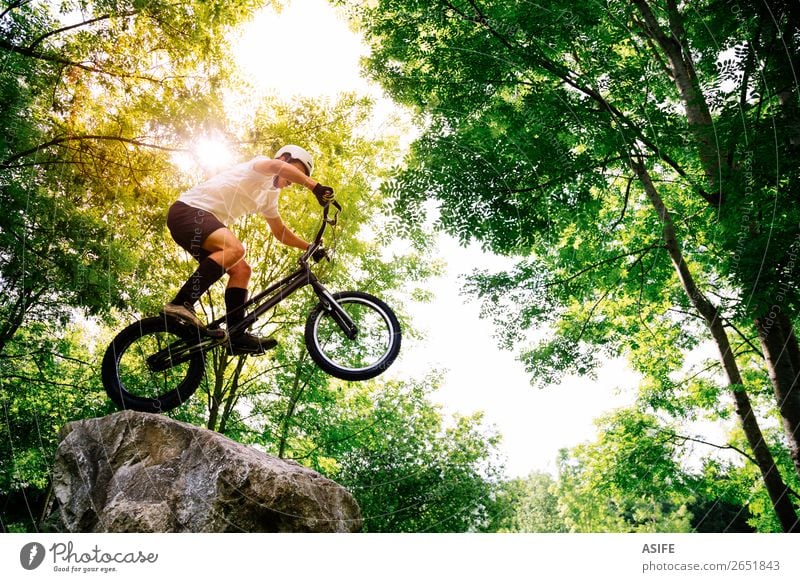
[166,201,226,262]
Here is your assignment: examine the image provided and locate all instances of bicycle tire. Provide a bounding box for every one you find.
[101,316,206,413]
[304,291,401,381]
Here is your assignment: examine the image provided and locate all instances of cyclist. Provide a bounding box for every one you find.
[163,144,335,354]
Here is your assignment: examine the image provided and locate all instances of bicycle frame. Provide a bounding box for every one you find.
[213,200,356,340]
[212,255,356,340]
[148,202,356,372]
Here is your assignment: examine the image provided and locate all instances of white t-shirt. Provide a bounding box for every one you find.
[178,156,281,225]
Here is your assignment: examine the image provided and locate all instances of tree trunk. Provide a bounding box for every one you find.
[755,311,800,478]
[637,0,800,489]
[632,0,722,203]
[206,351,226,431]
[633,159,799,532]
[219,358,246,435]
[277,360,308,459]
[751,0,800,481]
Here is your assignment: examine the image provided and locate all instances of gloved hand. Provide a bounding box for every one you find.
[311,247,329,263]
[313,183,335,206]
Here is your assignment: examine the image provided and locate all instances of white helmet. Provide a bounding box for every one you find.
[275,144,314,176]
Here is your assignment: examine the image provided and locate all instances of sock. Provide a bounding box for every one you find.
[225,287,248,329]
[171,257,227,308]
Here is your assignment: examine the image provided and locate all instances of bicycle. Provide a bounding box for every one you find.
[101,201,402,413]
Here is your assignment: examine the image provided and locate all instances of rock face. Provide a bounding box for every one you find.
[46,410,362,533]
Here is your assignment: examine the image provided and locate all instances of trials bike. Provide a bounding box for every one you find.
[101,201,401,413]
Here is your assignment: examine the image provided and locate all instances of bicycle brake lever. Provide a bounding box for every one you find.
[326,200,342,225]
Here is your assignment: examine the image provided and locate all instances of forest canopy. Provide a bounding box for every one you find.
[2,0,799,533]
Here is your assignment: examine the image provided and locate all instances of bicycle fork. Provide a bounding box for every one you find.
[311,281,358,340]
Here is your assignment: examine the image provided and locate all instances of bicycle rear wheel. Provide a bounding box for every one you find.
[101,316,207,413]
[304,291,401,381]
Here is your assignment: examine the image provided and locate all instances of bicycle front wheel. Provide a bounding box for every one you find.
[305,291,401,381]
[101,316,207,413]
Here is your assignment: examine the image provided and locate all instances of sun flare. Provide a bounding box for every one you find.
[194,137,235,172]
[171,135,236,177]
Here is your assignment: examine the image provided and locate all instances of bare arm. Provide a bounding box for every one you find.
[253,158,318,190]
[265,216,310,251]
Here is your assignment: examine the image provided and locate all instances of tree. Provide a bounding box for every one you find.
[0,323,115,531]
[0,0,277,531]
[0,0,271,352]
[554,409,695,532]
[342,0,800,530]
[307,375,504,532]
[488,471,567,533]
[1,1,447,533]
[553,407,774,532]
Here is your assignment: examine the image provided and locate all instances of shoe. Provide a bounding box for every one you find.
[163,303,226,339]
[227,332,278,355]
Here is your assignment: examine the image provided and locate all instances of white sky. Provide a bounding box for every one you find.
[229,0,648,477]
[233,0,370,98]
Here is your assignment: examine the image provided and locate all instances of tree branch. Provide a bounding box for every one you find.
[0,374,85,390]
[722,317,764,359]
[26,11,139,51]
[0,35,97,69]
[664,430,800,502]
[576,279,614,344]
[662,429,758,465]
[725,29,761,170]
[610,174,635,231]
[0,134,185,169]
[502,156,631,195]
[292,413,391,462]
[0,348,94,368]
[667,307,704,320]
[0,36,164,82]
[0,0,32,20]
[631,0,722,205]
[544,244,662,289]
[674,360,722,388]
[440,0,709,203]
[636,252,660,343]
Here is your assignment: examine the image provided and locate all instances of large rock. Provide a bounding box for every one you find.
[45,410,362,532]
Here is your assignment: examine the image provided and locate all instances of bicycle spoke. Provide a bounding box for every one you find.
[118,329,195,400]
[314,298,394,372]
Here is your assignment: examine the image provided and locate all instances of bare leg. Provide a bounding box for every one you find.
[167,227,245,324]
[200,229,275,352]
[200,227,246,273]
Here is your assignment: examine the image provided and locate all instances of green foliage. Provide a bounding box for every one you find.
[488,471,567,533]
[1,0,277,531]
[485,407,774,533]
[0,0,477,535]
[342,0,800,368]
[552,407,766,532]
[307,375,504,532]
[555,409,695,532]
[222,371,504,533]
[344,0,800,527]
[0,0,273,339]
[0,323,115,531]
